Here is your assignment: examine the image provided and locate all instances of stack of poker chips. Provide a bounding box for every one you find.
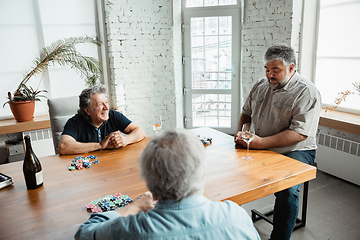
[68,155,99,171]
[198,135,212,145]
[86,193,133,213]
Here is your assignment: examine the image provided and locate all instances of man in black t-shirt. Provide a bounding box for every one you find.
[59,85,146,155]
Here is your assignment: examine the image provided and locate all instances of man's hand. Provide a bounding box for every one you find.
[234,131,263,149]
[116,191,156,217]
[100,133,115,149]
[133,191,157,212]
[234,131,242,144]
[108,131,129,148]
[235,129,307,150]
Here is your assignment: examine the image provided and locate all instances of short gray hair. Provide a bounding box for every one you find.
[77,84,107,119]
[139,128,206,201]
[264,44,296,68]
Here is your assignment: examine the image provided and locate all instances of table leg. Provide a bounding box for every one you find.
[251,181,309,231]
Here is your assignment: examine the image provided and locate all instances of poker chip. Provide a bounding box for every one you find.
[86,203,96,209]
[91,206,103,213]
[86,193,133,213]
[121,195,128,199]
[68,155,100,171]
[198,136,212,145]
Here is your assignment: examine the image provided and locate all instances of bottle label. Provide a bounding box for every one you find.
[36,170,43,185]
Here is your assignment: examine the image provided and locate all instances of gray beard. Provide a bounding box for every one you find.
[268,78,288,89]
[268,72,292,90]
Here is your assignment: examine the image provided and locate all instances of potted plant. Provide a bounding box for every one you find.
[3,35,102,121]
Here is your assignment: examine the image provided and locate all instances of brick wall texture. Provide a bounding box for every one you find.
[241,0,301,101]
[105,0,180,136]
[104,0,301,135]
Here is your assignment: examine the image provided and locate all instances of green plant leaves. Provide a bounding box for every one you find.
[6,35,102,105]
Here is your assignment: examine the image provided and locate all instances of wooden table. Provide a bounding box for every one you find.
[0,127,316,240]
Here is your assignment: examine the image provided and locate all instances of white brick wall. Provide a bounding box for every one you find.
[104,0,182,136]
[241,0,301,103]
[103,0,302,136]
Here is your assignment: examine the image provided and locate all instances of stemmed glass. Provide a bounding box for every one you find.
[152,115,162,135]
[241,123,255,160]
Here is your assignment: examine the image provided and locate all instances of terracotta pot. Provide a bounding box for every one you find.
[9,101,35,122]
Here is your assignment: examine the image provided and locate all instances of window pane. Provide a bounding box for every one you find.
[219,16,231,34]
[317,1,360,57]
[315,58,360,110]
[192,94,231,127]
[205,17,218,35]
[0,0,40,119]
[315,1,360,112]
[186,0,237,7]
[191,16,232,89]
[191,17,204,36]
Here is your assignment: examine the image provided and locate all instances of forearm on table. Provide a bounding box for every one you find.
[59,142,101,155]
[259,129,307,149]
[124,127,146,145]
[116,203,142,217]
[75,211,119,240]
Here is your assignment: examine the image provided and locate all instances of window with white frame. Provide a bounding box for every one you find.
[315,0,360,114]
[0,0,102,120]
[182,0,240,134]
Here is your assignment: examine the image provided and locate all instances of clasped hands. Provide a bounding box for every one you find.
[100,131,129,149]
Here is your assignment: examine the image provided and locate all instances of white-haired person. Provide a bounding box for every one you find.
[75,128,260,240]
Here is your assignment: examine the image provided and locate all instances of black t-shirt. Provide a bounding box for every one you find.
[62,110,132,143]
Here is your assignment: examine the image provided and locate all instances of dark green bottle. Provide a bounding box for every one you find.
[23,135,43,190]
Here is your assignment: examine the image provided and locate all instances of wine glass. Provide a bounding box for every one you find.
[241,123,255,160]
[152,115,162,135]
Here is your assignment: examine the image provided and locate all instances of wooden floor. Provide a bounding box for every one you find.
[242,170,360,240]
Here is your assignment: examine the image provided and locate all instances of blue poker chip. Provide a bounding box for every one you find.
[101,202,111,211]
[111,196,119,201]
[124,198,133,203]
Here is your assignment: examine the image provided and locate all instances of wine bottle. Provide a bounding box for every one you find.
[23,135,43,190]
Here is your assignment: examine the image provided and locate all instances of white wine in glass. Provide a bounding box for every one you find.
[152,116,162,135]
[241,123,255,160]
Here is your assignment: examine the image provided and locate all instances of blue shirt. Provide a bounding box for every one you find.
[62,110,132,143]
[75,194,260,240]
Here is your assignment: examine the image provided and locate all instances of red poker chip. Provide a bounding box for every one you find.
[91,206,103,213]
[86,203,96,209]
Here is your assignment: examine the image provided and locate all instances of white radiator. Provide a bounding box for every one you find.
[316,132,360,186]
[22,129,55,158]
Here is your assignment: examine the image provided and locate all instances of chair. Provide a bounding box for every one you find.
[47,96,78,154]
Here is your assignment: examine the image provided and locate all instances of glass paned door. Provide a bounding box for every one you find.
[192,94,231,127]
[186,0,237,8]
[191,16,232,89]
[183,8,239,134]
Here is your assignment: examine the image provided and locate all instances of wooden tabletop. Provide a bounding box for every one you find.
[0,127,316,240]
